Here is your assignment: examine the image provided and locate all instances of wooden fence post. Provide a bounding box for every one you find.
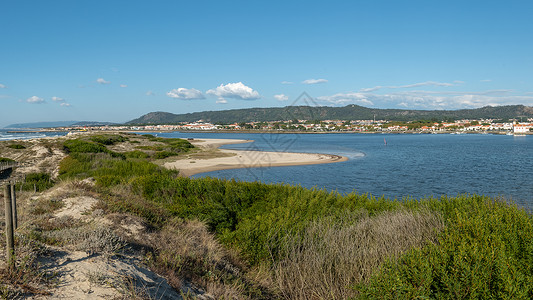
[11,183,18,230]
[4,184,15,270]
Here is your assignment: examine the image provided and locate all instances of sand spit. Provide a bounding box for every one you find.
[164,138,348,177]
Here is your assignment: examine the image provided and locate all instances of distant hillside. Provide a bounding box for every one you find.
[128,105,533,125]
[5,121,116,129]
[71,121,117,127]
[5,121,80,129]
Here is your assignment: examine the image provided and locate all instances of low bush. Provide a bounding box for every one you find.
[271,209,443,299]
[45,226,125,256]
[124,150,150,159]
[89,134,128,145]
[63,139,108,153]
[7,144,25,149]
[63,139,125,159]
[18,172,55,192]
[357,196,533,299]
[152,151,179,159]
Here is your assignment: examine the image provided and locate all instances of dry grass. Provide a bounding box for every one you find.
[0,232,54,299]
[44,225,126,256]
[150,217,250,299]
[269,209,444,300]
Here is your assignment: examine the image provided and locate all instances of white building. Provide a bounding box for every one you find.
[513,123,532,133]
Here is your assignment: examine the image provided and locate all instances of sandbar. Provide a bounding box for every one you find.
[164,138,348,177]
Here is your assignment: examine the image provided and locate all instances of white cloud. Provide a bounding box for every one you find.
[302,78,328,84]
[274,94,289,101]
[52,96,71,106]
[166,88,205,100]
[146,91,155,96]
[206,82,260,101]
[216,98,228,104]
[96,78,110,84]
[316,89,533,110]
[317,92,374,106]
[26,96,45,104]
[480,79,492,82]
[120,84,127,88]
[0,83,6,88]
[281,81,293,85]
[394,89,513,97]
[360,81,455,92]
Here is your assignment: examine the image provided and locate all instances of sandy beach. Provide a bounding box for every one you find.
[164,138,348,177]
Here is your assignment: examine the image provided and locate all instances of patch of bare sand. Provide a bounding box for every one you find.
[164,138,348,177]
[33,249,181,300]
[6,141,67,179]
[54,196,97,220]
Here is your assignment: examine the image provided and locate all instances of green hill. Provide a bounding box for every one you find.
[127,104,533,124]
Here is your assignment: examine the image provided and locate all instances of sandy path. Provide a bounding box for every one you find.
[164,138,348,177]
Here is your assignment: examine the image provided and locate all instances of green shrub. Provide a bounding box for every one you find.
[0,157,15,162]
[124,150,150,159]
[58,154,93,178]
[63,139,125,159]
[357,196,533,299]
[153,151,179,159]
[63,139,109,154]
[17,172,55,192]
[89,134,128,145]
[7,144,25,149]
[59,150,177,186]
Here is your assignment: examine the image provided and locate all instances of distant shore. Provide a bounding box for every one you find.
[5,128,531,135]
[163,138,348,177]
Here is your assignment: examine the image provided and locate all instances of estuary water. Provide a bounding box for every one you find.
[156,132,532,209]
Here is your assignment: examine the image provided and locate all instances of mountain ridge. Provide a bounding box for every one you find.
[4,121,117,129]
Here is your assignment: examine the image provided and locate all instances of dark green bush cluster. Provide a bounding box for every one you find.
[63,139,125,159]
[59,151,175,187]
[357,196,533,299]
[124,150,150,159]
[18,172,55,192]
[0,157,15,162]
[152,151,178,159]
[89,134,128,145]
[63,139,109,154]
[7,144,25,149]
[135,135,194,159]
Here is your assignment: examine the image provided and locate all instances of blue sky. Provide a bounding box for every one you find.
[1,0,533,126]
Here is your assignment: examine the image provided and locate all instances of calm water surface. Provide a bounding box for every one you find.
[156,132,532,209]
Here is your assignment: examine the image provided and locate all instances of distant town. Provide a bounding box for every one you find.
[48,118,533,135]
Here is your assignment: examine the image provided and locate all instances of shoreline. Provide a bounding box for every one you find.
[163,138,349,177]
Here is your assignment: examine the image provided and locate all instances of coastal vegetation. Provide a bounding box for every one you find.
[2,133,532,298]
[55,133,533,298]
[6,144,25,150]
